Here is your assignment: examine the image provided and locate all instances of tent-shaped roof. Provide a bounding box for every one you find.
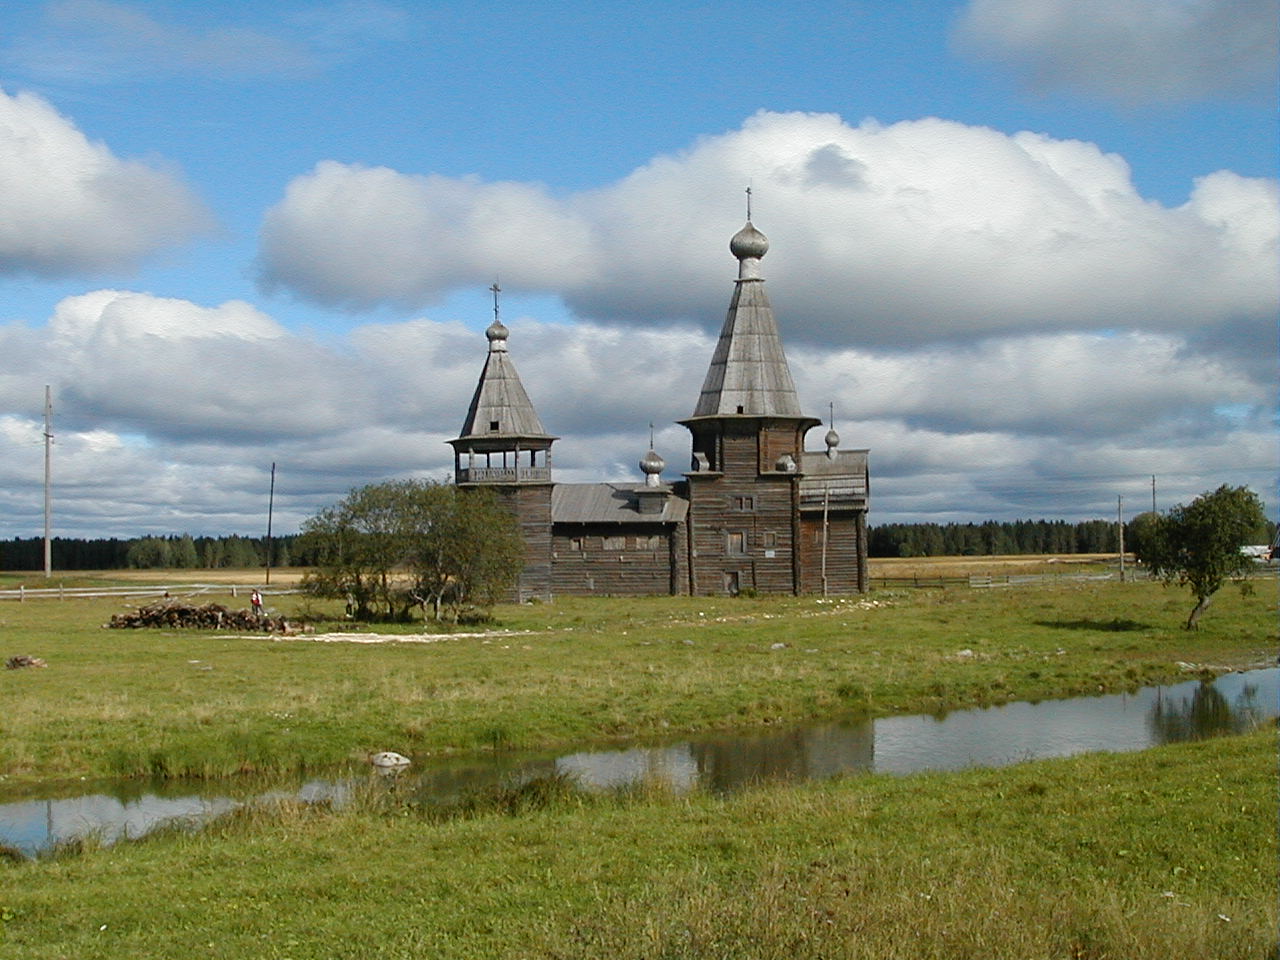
[452,320,555,446]
[687,221,809,420]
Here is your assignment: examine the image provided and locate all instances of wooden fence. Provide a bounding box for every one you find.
[0,583,298,602]
[872,565,1274,591]
[866,572,1120,590]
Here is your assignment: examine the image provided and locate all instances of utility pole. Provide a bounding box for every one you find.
[1117,495,1125,582]
[820,483,830,598]
[264,462,276,585]
[43,386,52,578]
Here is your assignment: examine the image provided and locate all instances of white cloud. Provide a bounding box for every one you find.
[0,288,1273,536]
[259,162,597,308]
[7,291,362,442]
[3,106,1277,537]
[0,88,210,277]
[953,0,1280,104]
[796,331,1265,438]
[257,111,1278,360]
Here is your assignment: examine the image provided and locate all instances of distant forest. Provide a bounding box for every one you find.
[0,518,1189,571]
[0,534,307,572]
[869,519,1128,558]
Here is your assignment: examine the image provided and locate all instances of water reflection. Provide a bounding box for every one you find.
[2,668,1274,857]
[1148,680,1264,742]
[553,723,878,794]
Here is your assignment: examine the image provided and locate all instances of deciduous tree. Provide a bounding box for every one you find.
[1145,485,1268,629]
[300,480,522,623]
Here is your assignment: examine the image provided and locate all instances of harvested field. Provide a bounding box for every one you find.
[868,553,1119,579]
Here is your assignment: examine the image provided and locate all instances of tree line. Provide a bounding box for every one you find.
[868,518,1130,558]
[0,534,305,571]
[878,511,1275,561]
[6,506,1272,571]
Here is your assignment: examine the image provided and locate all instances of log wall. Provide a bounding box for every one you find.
[495,484,553,602]
[798,509,867,594]
[685,421,805,596]
[551,524,681,595]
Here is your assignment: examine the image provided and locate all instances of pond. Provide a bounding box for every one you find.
[2,667,1275,858]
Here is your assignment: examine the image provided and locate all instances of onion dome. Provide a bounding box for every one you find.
[640,447,666,487]
[485,319,509,350]
[825,427,839,450]
[730,222,769,261]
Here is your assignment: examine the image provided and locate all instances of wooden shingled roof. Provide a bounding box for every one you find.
[453,321,556,445]
[552,483,689,524]
[687,221,813,422]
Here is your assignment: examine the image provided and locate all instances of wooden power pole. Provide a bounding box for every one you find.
[43,386,52,578]
[264,462,276,585]
[1117,495,1125,582]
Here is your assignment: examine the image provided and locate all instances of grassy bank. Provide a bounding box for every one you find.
[1,728,1274,959]
[0,579,1273,786]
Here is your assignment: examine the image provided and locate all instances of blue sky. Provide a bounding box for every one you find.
[0,0,1276,539]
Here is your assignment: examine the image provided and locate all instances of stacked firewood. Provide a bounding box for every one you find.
[107,601,289,632]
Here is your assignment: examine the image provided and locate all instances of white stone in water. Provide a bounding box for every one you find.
[370,751,411,768]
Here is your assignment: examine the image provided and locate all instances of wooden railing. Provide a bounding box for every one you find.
[0,584,298,602]
[457,466,551,483]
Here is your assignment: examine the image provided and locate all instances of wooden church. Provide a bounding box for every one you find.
[448,219,869,598]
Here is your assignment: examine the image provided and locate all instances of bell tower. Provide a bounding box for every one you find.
[448,285,556,600]
[679,218,821,595]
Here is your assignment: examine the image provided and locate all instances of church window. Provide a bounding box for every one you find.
[568,537,583,551]
[603,536,626,551]
[488,420,499,431]
[762,531,777,549]
[727,531,747,555]
[734,495,755,511]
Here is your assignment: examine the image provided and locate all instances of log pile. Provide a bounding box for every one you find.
[107,601,289,632]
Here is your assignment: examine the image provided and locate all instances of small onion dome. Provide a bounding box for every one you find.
[640,447,666,478]
[486,319,509,343]
[825,427,840,450]
[730,221,769,261]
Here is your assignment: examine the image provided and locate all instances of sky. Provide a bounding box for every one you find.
[0,0,1276,540]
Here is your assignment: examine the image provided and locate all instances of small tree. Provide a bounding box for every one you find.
[406,486,523,621]
[1145,485,1268,629]
[300,479,523,623]
[300,481,419,620]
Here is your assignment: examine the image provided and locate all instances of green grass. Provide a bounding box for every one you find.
[0,728,1273,959]
[0,579,1273,786]
[1,576,1274,958]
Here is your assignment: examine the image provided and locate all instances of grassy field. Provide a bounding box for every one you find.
[1,566,1275,958]
[0,729,1273,958]
[0,572,1272,787]
[2,557,1107,590]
